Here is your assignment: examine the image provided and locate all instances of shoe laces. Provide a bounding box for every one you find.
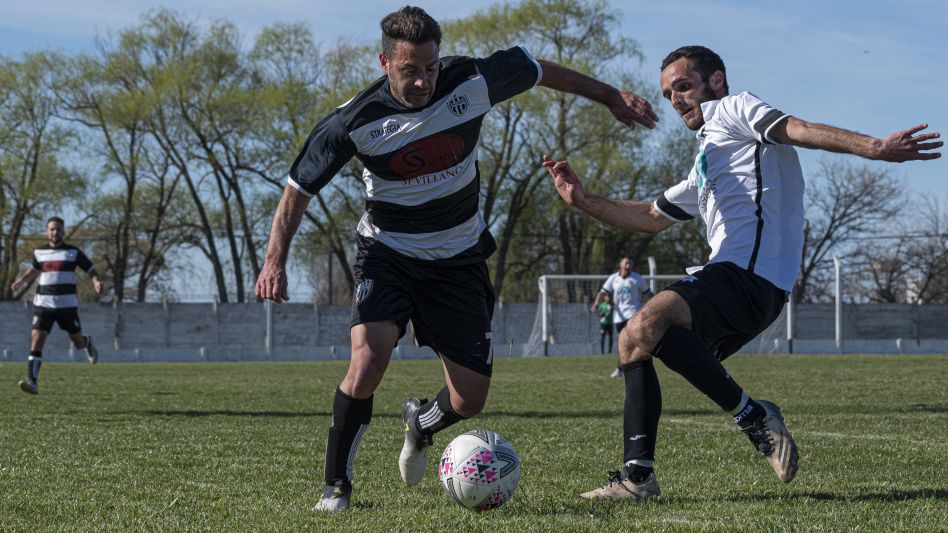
[605,470,626,486]
[742,421,774,456]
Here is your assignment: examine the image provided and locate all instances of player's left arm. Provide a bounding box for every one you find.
[76,250,103,295]
[536,59,658,130]
[769,118,942,163]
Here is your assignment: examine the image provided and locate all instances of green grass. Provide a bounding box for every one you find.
[1,355,946,531]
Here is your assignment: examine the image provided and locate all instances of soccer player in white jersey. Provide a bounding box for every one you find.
[590,256,651,376]
[543,45,942,499]
[255,6,659,511]
[9,217,102,394]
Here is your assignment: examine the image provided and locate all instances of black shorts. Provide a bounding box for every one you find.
[663,261,786,361]
[614,319,629,335]
[351,252,495,377]
[32,306,82,334]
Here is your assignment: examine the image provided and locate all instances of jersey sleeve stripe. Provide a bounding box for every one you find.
[753,109,789,144]
[287,176,315,197]
[655,195,694,221]
[517,45,543,88]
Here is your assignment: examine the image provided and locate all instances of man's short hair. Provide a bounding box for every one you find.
[380,6,442,58]
[47,216,64,227]
[661,45,729,94]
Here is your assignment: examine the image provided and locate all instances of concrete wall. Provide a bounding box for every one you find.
[0,301,945,362]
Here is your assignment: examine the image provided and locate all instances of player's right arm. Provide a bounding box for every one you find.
[256,186,311,303]
[542,155,675,234]
[256,110,356,303]
[10,268,39,293]
[590,290,604,312]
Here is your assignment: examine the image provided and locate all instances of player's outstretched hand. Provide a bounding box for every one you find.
[543,155,587,207]
[256,261,290,304]
[875,123,942,162]
[609,89,658,130]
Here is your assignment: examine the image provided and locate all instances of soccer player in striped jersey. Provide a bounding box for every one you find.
[10,217,102,394]
[544,45,941,499]
[255,6,658,511]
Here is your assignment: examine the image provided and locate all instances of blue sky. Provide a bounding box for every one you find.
[3,0,944,298]
[2,0,945,197]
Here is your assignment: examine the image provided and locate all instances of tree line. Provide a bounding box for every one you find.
[1,0,944,305]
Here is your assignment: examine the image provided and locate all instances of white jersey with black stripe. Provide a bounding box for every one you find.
[654,91,805,291]
[287,46,542,263]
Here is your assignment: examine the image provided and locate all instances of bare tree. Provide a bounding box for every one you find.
[796,159,905,303]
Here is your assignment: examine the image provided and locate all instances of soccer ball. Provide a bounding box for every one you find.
[438,430,521,511]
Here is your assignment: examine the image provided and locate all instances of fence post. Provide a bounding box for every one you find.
[834,255,843,353]
[647,256,657,294]
[264,299,273,359]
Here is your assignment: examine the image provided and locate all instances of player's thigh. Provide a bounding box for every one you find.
[56,308,81,334]
[626,290,692,348]
[411,261,494,378]
[32,308,54,333]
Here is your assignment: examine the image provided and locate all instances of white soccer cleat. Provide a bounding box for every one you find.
[742,400,799,483]
[313,482,351,512]
[399,397,431,486]
[610,367,622,378]
[578,470,660,500]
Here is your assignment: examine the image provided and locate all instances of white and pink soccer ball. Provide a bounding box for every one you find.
[438,430,521,511]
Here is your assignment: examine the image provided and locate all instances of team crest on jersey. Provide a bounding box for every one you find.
[446,94,469,117]
[356,279,374,303]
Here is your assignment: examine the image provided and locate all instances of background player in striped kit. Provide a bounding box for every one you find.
[255,5,659,512]
[9,217,102,394]
[544,45,941,500]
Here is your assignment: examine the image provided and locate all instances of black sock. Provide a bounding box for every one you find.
[621,360,661,481]
[732,396,766,430]
[414,386,465,438]
[28,351,42,383]
[653,325,744,412]
[324,388,372,485]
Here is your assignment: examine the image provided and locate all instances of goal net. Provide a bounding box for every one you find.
[523,272,683,356]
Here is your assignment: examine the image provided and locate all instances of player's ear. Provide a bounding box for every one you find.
[709,70,726,97]
[379,52,389,74]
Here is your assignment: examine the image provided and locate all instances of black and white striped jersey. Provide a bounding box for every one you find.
[287,46,542,263]
[30,244,96,308]
[654,91,805,291]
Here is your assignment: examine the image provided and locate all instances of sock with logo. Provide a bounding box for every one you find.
[652,325,744,412]
[324,387,372,485]
[621,359,661,480]
[27,351,42,383]
[731,393,766,430]
[414,386,466,438]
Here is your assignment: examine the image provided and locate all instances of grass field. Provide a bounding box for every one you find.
[1,354,946,531]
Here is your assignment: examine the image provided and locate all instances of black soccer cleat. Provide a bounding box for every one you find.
[19,380,38,395]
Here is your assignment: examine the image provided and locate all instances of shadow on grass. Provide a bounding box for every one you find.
[516,488,948,517]
[487,408,718,419]
[660,488,948,505]
[108,409,395,419]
